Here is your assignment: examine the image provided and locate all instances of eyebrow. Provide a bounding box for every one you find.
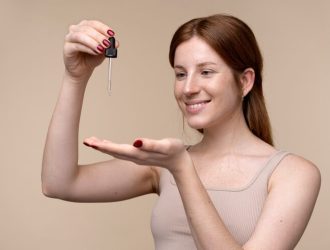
[174,62,217,69]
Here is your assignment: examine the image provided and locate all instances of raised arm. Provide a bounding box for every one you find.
[41,20,159,202]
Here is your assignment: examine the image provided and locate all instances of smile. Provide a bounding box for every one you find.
[185,100,211,114]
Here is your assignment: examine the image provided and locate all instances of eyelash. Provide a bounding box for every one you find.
[175,70,215,80]
[175,72,186,80]
[201,70,214,76]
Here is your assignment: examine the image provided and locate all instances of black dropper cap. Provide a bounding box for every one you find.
[105,37,117,58]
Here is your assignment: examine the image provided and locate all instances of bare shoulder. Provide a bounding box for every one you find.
[245,153,321,249]
[269,153,321,194]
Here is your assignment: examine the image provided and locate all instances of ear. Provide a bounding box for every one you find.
[240,68,255,97]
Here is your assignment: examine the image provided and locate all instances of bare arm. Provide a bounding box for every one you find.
[243,155,321,250]
[41,20,158,202]
[172,156,241,250]
[173,153,321,250]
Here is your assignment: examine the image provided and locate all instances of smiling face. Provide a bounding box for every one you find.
[173,36,243,131]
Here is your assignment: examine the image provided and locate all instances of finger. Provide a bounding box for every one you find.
[78,20,116,39]
[65,42,99,56]
[84,137,134,155]
[72,24,113,51]
[65,30,105,54]
[84,137,165,165]
[78,20,119,49]
[133,138,173,155]
[115,39,120,49]
[83,136,103,147]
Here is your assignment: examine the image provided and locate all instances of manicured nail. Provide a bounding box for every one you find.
[96,44,104,53]
[133,140,143,148]
[83,141,98,149]
[102,39,110,47]
[107,29,115,36]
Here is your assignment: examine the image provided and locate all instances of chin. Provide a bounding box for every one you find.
[185,118,208,130]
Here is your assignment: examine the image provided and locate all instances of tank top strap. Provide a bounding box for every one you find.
[261,150,291,181]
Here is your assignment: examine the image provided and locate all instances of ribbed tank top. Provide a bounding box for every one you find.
[151,150,290,250]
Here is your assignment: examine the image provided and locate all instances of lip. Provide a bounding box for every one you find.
[185,100,211,114]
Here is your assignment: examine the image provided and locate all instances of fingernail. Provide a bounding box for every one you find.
[83,141,98,149]
[133,140,143,148]
[96,44,104,53]
[107,29,115,36]
[102,39,110,47]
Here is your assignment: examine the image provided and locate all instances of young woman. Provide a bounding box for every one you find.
[42,14,321,249]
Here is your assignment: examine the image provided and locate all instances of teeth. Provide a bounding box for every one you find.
[187,101,208,110]
[189,103,203,109]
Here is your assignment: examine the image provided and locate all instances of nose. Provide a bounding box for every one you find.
[183,74,200,96]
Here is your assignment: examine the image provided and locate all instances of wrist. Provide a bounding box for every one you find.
[61,73,89,98]
[63,69,92,86]
[170,152,196,179]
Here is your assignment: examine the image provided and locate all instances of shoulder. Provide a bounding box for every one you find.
[244,153,321,249]
[269,153,321,194]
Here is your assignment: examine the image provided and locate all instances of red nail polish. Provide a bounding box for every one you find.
[97,44,104,53]
[102,39,110,47]
[83,141,98,149]
[107,29,115,36]
[133,140,143,148]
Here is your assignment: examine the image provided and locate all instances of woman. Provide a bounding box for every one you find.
[42,14,321,249]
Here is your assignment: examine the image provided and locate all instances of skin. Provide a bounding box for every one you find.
[42,20,321,249]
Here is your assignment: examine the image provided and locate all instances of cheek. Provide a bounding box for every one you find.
[173,83,182,102]
[211,79,241,109]
[221,75,241,101]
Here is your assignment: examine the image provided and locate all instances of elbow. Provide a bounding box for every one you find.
[41,166,77,200]
[41,181,59,199]
[41,178,72,200]
[41,171,56,198]
[41,166,59,198]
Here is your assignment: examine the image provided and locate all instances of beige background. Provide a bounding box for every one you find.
[0,0,328,249]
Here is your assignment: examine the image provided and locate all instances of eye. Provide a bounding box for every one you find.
[201,70,215,77]
[175,72,187,80]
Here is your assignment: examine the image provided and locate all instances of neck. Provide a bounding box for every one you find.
[195,109,257,156]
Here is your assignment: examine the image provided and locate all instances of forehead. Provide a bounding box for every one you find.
[174,36,224,67]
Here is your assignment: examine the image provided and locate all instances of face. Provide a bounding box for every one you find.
[173,36,242,130]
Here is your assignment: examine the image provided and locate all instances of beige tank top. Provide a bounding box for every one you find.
[151,150,290,250]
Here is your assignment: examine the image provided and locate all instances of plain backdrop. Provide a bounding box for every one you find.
[0,0,329,249]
